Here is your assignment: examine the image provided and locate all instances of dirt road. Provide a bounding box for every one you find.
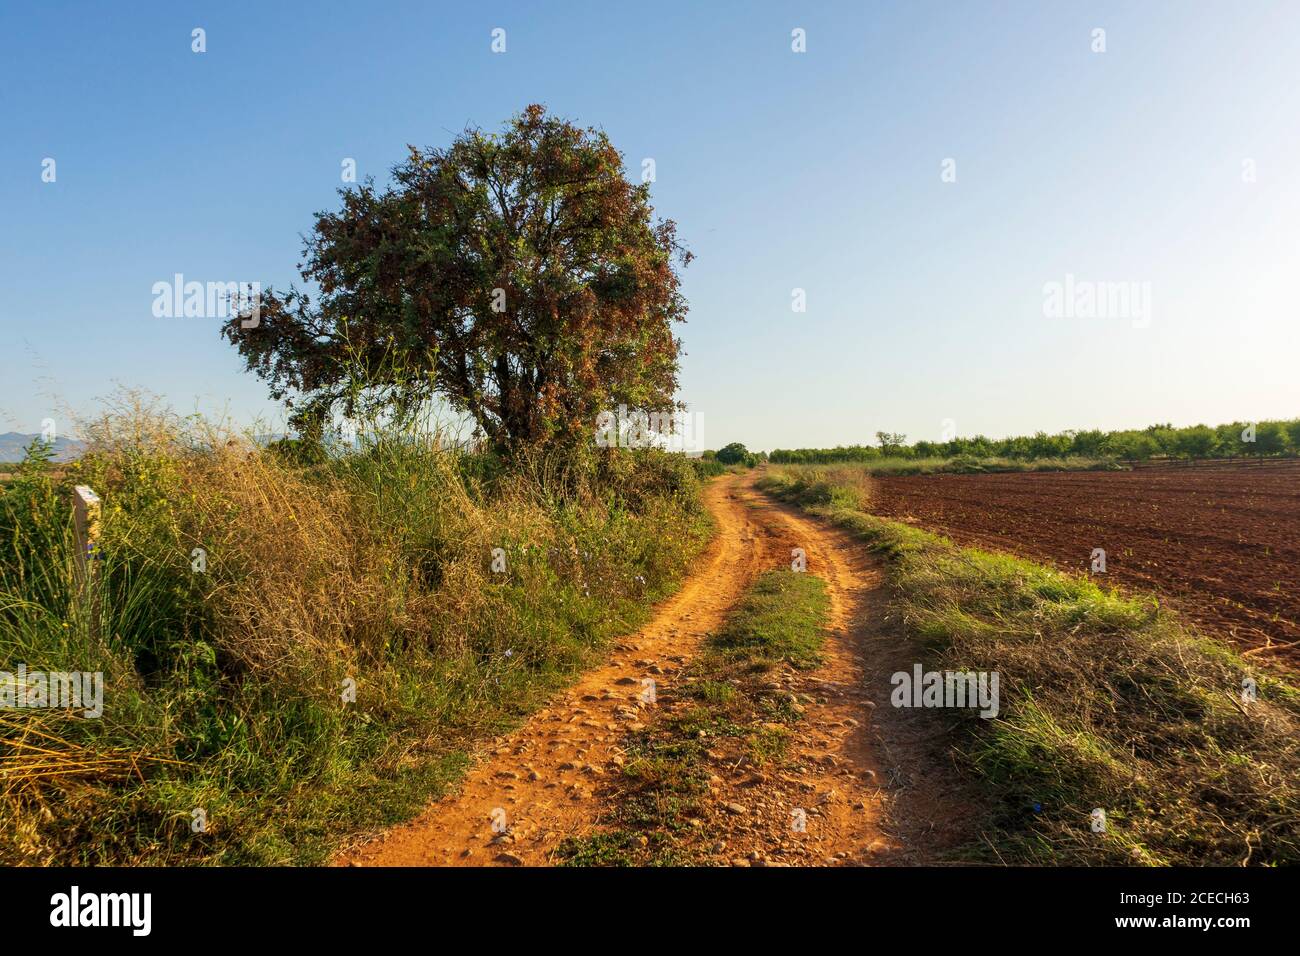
[336,471,892,866]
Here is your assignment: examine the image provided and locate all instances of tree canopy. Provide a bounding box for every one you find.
[715,442,750,465]
[224,105,690,448]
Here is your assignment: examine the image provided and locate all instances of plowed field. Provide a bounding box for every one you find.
[867,461,1300,659]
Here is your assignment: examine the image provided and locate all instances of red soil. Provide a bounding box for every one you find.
[867,460,1300,660]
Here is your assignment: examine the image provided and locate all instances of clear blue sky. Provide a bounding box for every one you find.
[3,0,1298,451]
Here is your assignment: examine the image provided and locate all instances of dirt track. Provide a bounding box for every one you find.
[335,472,894,866]
[866,461,1300,659]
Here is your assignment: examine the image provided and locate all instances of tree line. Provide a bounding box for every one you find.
[769,420,1300,464]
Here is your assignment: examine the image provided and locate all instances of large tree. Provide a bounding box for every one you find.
[224,105,690,447]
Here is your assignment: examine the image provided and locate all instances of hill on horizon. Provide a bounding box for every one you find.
[0,432,85,463]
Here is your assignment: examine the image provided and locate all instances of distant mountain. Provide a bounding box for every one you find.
[0,432,85,463]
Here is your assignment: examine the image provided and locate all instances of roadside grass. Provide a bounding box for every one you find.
[874,454,1123,476]
[754,458,1118,516]
[773,455,1122,483]
[558,570,828,866]
[758,468,1300,866]
[0,398,713,865]
[764,458,1124,514]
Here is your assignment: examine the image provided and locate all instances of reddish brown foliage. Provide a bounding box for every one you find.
[224,105,690,447]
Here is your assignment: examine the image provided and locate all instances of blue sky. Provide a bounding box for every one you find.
[2,0,1298,451]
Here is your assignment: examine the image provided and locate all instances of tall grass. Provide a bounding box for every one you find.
[753,464,873,510]
[0,399,712,864]
[759,468,1300,865]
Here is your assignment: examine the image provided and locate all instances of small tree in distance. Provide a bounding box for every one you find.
[715,442,750,465]
[875,431,908,457]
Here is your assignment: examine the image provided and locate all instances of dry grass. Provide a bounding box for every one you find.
[0,394,713,864]
[0,712,182,793]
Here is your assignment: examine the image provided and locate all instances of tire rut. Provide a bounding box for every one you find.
[335,471,895,866]
[334,472,778,866]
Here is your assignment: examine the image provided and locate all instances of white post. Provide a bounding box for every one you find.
[73,485,101,637]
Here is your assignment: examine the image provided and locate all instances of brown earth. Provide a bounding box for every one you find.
[639,481,897,866]
[866,460,1300,660]
[659,482,980,866]
[334,472,930,867]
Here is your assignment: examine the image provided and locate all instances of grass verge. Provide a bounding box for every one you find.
[557,570,829,866]
[0,398,714,865]
[757,469,1300,866]
[770,456,1123,477]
